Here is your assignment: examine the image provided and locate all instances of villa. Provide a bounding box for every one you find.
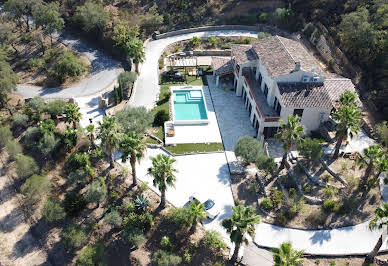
[212,35,357,141]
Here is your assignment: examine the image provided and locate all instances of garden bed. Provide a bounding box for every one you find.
[165,143,224,155]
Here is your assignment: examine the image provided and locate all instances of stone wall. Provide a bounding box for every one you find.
[192,50,231,56]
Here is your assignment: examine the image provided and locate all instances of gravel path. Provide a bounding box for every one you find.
[15,32,123,99]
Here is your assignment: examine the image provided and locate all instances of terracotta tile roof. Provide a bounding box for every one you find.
[278,82,333,108]
[212,57,233,76]
[252,36,319,77]
[231,44,257,65]
[277,78,358,109]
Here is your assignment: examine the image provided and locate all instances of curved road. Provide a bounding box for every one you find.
[15,32,123,99]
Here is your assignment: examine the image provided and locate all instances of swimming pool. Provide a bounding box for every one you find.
[172,89,209,124]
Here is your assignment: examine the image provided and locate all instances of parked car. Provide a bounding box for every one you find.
[189,193,220,219]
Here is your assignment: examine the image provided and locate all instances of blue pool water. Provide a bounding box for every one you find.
[173,90,208,120]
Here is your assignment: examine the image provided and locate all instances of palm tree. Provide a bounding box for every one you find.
[86,124,95,146]
[357,145,385,187]
[127,38,144,73]
[222,205,261,263]
[97,116,120,168]
[374,155,388,180]
[188,200,207,232]
[118,131,147,186]
[275,115,305,171]
[147,154,177,208]
[64,103,82,129]
[367,203,388,263]
[272,242,304,266]
[332,93,361,159]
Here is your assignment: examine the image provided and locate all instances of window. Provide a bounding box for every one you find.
[293,109,304,118]
[258,73,262,85]
[264,84,268,97]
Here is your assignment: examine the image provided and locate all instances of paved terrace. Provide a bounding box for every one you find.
[242,68,278,118]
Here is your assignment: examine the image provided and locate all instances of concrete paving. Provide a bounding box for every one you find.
[15,32,123,99]
[131,30,259,110]
[242,243,273,266]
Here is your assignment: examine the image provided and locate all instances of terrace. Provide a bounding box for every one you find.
[242,68,280,122]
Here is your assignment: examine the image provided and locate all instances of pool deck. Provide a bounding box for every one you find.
[165,85,223,145]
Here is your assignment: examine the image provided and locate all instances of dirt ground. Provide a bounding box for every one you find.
[232,155,382,230]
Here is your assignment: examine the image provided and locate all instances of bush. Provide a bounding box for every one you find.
[21,174,51,205]
[67,152,91,171]
[55,52,86,83]
[261,198,274,211]
[6,140,22,160]
[118,71,137,99]
[60,128,78,152]
[84,178,107,205]
[62,223,88,250]
[152,250,182,266]
[134,194,150,213]
[38,133,59,157]
[67,169,87,186]
[285,196,305,218]
[28,96,45,113]
[270,189,284,208]
[12,113,29,129]
[14,154,39,179]
[116,106,153,135]
[123,227,146,249]
[124,212,154,232]
[323,184,338,198]
[166,207,191,227]
[27,58,45,71]
[160,236,173,251]
[376,121,388,146]
[259,12,269,22]
[303,184,312,194]
[64,193,87,216]
[275,212,288,226]
[0,126,12,148]
[190,36,201,47]
[104,210,122,228]
[201,230,227,251]
[234,136,263,164]
[298,138,323,162]
[153,109,169,127]
[76,242,106,266]
[41,198,66,223]
[208,36,218,47]
[323,199,340,212]
[45,100,66,118]
[256,154,278,176]
[306,210,326,227]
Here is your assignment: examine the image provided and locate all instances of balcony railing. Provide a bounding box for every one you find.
[244,77,280,122]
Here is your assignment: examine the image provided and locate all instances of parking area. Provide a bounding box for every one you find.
[128,148,235,245]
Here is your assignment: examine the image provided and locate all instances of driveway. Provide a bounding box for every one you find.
[131,30,259,110]
[123,148,235,246]
[15,32,123,99]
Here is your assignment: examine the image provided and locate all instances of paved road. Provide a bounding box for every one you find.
[15,32,123,99]
[130,30,259,110]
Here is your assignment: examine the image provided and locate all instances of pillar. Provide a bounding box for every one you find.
[216,75,220,87]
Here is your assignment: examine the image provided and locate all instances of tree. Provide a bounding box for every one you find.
[77,242,107,266]
[32,2,64,46]
[45,100,67,120]
[272,242,304,266]
[112,22,139,52]
[38,133,58,158]
[127,38,145,73]
[14,154,38,179]
[0,23,18,53]
[0,126,13,148]
[86,124,95,146]
[64,103,82,129]
[62,223,88,250]
[141,4,163,35]
[367,203,388,263]
[21,174,51,205]
[147,154,177,208]
[54,52,86,83]
[234,136,263,164]
[222,205,261,263]
[118,131,147,186]
[3,0,40,32]
[118,71,137,99]
[376,121,388,146]
[332,92,361,159]
[0,60,18,108]
[97,116,121,168]
[297,138,323,163]
[276,115,304,171]
[374,155,388,180]
[188,199,207,232]
[41,198,66,223]
[6,140,22,160]
[256,154,278,177]
[116,106,153,135]
[357,145,385,187]
[73,1,110,37]
[85,177,107,207]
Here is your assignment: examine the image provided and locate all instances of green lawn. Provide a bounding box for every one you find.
[165,143,224,154]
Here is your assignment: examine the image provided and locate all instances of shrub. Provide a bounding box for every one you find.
[208,36,218,47]
[67,152,91,171]
[234,136,263,164]
[270,189,284,208]
[303,184,312,194]
[135,194,150,213]
[152,250,182,266]
[190,36,201,48]
[256,154,278,176]
[285,196,305,218]
[306,209,326,227]
[84,178,107,206]
[28,96,45,113]
[259,12,269,22]
[12,113,29,129]
[153,109,169,127]
[54,52,86,82]
[116,106,153,135]
[166,207,191,227]
[64,193,87,216]
[62,223,88,250]
[376,121,388,146]
[160,236,173,251]
[122,198,135,213]
[41,198,66,223]
[118,71,137,99]
[123,227,146,249]
[76,242,106,266]
[183,251,191,263]
[21,174,51,205]
[201,230,227,251]
[124,212,154,232]
[38,133,59,157]
[45,100,66,118]
[275,212,288,226]
[104,210,122,228]
[27,58,45,71]
[298,138,323,162]
[323,184,338,198]
[14,154,39,179]
[6,140,22,160]
[24,126,40,144]
[60,128,78,152]
[323,199,340,212]
[67,169,87,186]
[0,126,12,148]
[261,198,274,211]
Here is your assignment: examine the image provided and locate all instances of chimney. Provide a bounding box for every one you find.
[294,62,301,71]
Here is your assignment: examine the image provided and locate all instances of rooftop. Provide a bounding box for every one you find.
[252,36,319,77]
[212,57,233,76]
[231,44,257,65]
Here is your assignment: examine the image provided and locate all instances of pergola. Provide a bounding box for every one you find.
[211,57,234,87]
